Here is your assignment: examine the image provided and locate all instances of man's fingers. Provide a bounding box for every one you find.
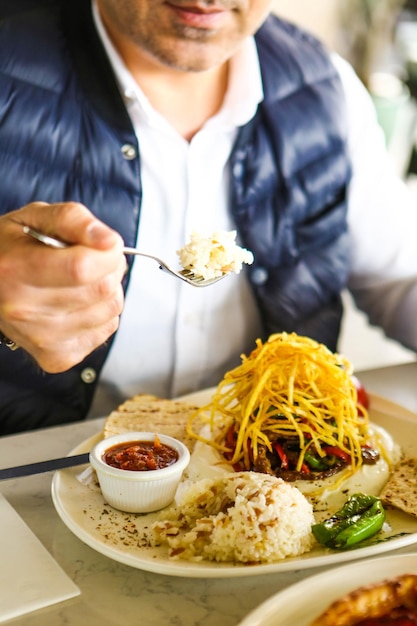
[0,203,128,371]
[9,201,124,250]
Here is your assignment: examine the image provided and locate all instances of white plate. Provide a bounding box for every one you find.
[237,552,417,625]
[51,391,417,578]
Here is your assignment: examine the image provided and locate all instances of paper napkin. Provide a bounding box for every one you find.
[0,493,80,622]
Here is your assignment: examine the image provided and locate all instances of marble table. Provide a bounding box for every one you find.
[1,361,417,625]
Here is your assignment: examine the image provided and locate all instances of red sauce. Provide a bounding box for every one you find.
[103,436,178,471]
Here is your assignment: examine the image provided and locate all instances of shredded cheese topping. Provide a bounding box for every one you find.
[187,333,371,486]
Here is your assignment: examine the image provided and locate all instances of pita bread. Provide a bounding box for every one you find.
[103,393,199,452]
[380,457,417,518]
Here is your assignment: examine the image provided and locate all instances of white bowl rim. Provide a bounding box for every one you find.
[89,431,190,481]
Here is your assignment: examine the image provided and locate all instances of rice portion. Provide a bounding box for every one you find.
[151,472,315,563]
[177,230,254,280]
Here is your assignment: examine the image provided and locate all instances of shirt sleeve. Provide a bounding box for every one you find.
[332,53,417,351]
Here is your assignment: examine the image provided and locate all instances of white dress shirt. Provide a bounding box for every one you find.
[91,4,417,409]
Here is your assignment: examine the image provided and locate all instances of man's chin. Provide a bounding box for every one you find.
[144,36,241,72]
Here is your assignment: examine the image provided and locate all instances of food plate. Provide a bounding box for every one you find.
[237,552,417,625]
[51,390,417,578]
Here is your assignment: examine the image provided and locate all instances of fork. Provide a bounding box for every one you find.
[22,226,227,287]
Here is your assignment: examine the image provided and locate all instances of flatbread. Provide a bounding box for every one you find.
[103,393,199,452]
[379,457,417,518]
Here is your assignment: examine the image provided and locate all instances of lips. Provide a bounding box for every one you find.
[167,2,231,28]
[168,1,233,11]
[173,3,224,12]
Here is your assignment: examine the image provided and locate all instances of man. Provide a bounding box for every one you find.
[0,0,416,434]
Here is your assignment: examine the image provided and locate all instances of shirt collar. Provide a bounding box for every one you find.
[92,0,263,131]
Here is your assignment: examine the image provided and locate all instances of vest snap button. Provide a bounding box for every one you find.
[232,162,244,178]
[121,144,137,160]
[251,266,269,285]
[81,367,97,384]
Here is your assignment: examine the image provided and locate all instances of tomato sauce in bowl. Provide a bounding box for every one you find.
[103,437,178,471]
[89,431,191,513]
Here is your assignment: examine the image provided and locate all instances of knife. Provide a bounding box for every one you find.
[0,452,90,480]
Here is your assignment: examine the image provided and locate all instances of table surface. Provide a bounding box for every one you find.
[1,360,417,626]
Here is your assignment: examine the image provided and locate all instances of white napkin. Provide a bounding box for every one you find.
[0,493,80,622]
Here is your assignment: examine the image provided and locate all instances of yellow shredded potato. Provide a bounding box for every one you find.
[187,332,372,489]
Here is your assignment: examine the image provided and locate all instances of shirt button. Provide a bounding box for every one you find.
[232,162,244,178]
[81,367,97,384]
[121,144,137,160]
[251,266,269,285]
[124,89,135,101]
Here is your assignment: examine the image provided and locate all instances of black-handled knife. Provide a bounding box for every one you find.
[0,452,90,480]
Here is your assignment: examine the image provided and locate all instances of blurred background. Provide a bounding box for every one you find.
[272,0,417,371]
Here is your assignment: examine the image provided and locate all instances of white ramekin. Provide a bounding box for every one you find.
[89,431,190,513]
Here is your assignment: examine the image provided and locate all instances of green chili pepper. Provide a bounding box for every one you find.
[332,500,385,549]
[311,512,360,546]
[304,452,328,471]
[311,493,386,550]
[334,493,379,518]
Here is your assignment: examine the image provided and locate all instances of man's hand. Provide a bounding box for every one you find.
[0,201,127,372]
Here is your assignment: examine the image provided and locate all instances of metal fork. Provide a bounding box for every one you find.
[23,226,227,287]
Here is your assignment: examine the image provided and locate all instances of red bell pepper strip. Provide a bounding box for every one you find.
[323,446,350,462]
[226,425,236,449]
[300,462,311,474]
[274,442,289,469]
[352,374,370,414]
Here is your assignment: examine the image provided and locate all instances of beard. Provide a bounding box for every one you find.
[96,0,269,72]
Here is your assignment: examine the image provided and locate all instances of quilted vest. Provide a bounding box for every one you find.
[0,0,351,433]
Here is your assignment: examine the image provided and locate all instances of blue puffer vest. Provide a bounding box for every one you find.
[0,0,351,433]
